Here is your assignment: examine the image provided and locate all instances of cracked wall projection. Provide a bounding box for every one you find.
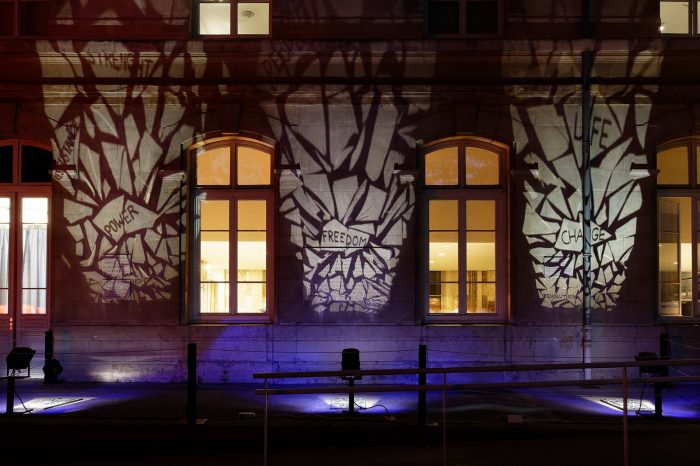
[513,51,660,310]
[42,42,196,303]
[283,159,415,316]
[267,48,427,321]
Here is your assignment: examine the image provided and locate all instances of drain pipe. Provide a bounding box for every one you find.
[581,49,594,380]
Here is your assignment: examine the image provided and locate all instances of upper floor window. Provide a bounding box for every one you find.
[197,0,270,36]
[422,137,508,322]
[0,0,49,36]
[660,1,699,35]
[188,137,274,323]
[656,139,700,319]
[426,0,502,36]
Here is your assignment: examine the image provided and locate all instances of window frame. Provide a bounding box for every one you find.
[0,139,53,336]
[0,0,50,37]
[421,136,508,323]
[187,136,275,324]
[659,0,700,36]
[656,138,700,321]
[194,0,271,38]
[425,0,504,38]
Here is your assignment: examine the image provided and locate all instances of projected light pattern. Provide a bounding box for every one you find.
[41,41,197,303]
[513,50,660,309]
[323,395,381,410]
[283,169,414,315]
[269,41,425,320]
[599,397,655,413]
[13,397,93,413]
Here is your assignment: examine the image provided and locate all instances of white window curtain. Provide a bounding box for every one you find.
[0,224,8,314]
[22,224,47,314]
[441,270,459,312]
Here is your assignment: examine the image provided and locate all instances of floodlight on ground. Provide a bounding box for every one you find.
[341,348,361,415]
[6,347,36,377]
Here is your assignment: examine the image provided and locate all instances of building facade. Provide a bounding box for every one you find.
[1,0,700,382]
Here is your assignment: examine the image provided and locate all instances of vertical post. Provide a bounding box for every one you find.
[5,376,14,415]
[653,381,663,418]
[655,333,670,418]
[263,377,268,466]
[43,330,55,383]
[582,0,595,38]
[660,333,671,361]
[581,50,594,380]
[418,344,427,428]
[442,372,447,466]
[187,342,197,426]
[348,378,355,415]
[622,367,629,466]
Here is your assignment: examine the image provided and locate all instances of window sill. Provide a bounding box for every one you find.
[195,34,270,39]
[190,314,272,325]
[424,314,506,324]
[426,33,502,39]
[657,315,700,324]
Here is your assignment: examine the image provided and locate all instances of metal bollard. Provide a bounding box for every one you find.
[418,344,427,428]
[187,343,197,425]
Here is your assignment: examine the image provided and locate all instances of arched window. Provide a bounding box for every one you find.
[422,137,508,322]
[0,139,52,337]
[656,138,700,318]
[188,137,274,322]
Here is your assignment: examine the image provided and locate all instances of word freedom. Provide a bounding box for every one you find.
[320,219,370,248]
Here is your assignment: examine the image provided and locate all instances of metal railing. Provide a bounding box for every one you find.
[254,359,700,466]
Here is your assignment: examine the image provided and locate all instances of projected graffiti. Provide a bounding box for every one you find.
[266,43,425,319]
[513,50,660,309]
[42,40,198,302]
[286,166,415,315]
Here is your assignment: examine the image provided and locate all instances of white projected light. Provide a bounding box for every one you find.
[15,397,93,413]
[599,398,655,413]
[514,82,658,310]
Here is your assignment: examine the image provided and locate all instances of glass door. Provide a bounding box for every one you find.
[0,140,52,352]
[0,192,50,346]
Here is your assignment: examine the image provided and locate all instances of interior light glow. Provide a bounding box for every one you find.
[199,3,231,35]
[237,2,269,35]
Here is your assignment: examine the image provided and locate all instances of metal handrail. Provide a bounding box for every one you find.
[253,358,700,380]
[254,375,700,396]
[254,358,700,466]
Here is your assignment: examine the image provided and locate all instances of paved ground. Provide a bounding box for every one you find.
[1,380,699,465]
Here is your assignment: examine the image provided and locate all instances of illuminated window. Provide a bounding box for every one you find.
[423,138,507,321]
[188,137,273,322]
[0,0,50,36]
[0,140,52,333]
[196,0,270,37]
[426,0,502,36]
[656,140,700,318]
[659,1,700,35]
